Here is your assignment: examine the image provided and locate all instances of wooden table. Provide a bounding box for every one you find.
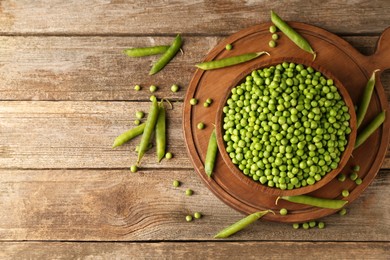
[0,1,389,258]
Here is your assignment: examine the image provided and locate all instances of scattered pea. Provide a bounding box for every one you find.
[309,221,316,228]
[269,40,277,48]
[206,98,213,104]
[302,222,309,229]
[136,111,144,119]
[149,85,157,93]
[339,208,347,216]
[165,152,173,159]
[342,189,349,197]
[349,172,358,181]
[279,208,288,215]
[186,215,193,222]
[225,44,233,50]
[197,122,205,130]
[171,84,179,93]
[130,165,138,173]
[318,222,325,229]
[337,173,346,182]
[134,85,141,91]
[269,25,277,33]
[355,178,363,185]
[352,165,360,172]
[292,223,300,229]
[272,33,279,40]
[150,95,157,102]
[203,102,210,107]
[194,212,202,219]
[173,180,180,187]
[134,119,141,126]
[190,98,198,105]
[185,189,193,196]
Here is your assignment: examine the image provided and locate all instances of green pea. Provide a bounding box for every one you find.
[302,223,309,229]
[349,172,358,181]
[197,122,205,130]
[292,223,300,229]
[318,222,325,229]
[134,119,141,126]
[171,84,179,92]
[269,40,276,48]
[136,111,144,119]
[173,180,180,187]
[190,98,198,105]
[194,212,202,219]
[355,178,363,185]
[134,84,141,91]
[279,208,288,215]
[272,33,279,40]
[225,44,233,50]
[165,152,173,159]
[206,98,213,104]
[149,85,157,93]
[339,208,347,216]
[186,215,193,222]
[269,25,277,33]
[130,165,138,173]
[185,189,193,196]
[352,165,361,172]
[342,189,349,197]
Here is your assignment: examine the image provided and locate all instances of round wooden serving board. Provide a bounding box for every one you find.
[183,22,390,223]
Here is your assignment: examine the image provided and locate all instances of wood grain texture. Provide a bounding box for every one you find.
[0,101,389,169]
[0,1,389,35]
[0,169,388,241]
[0,36,389,102]
[0,241,388,259]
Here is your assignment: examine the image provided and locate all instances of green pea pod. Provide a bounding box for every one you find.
[214,210,273,238]
[123,45,170,57]
[277,195,347,209]
[149,34,182,75]
[205,129,218,177]
[271,10,316,60]
[137,98,160,164]
[356,69,380,128]
[196,51,269,70]
[355,110,386,149]
[112,123,145,148]
[156,102,166,162]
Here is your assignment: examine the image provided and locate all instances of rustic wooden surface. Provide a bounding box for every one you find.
[0,1,389,259]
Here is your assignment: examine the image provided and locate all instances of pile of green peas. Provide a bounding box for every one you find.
[222,62,352,190]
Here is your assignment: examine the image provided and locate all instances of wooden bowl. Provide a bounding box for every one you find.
[215,56,357,196]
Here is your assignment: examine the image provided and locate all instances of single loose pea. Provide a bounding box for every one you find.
[292,223,300,229]
[171,84,179,93]
[339,208,347,216]
[225,44,233,50]
[206,98,213,104]
[150,95,157,102]
[352,165,360,172]
[186,215,193,222]
[302,222,309,229]
[349,172,358,181]
[269,25,277,33]
[194,212,202,219]
[309,221,316,228]
[185,189,193,196]
[190,98,198,105]
[279,208,288,215]
[173,180,180,187]
[136,111,144,119]
[203,102,210,107]
[318,222,325,229]
[272,33,279,40]
[149,85,157,93]
[342,189,349,197]
[337,173,346,182]
[197,122,205,130]
[269,40,276,48]
[355,178,363,185]
[165,152,173,159]
[134,85,141,91]
[134,119,141,126]
[130,165,138,173]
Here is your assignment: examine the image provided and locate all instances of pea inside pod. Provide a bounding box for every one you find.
[123,45,170,57]
[196,51,269,70]
[276,195,348,209]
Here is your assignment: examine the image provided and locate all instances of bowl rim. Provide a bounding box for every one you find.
[215,56,357,196]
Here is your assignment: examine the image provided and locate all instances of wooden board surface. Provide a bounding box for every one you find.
[0,0,389,257]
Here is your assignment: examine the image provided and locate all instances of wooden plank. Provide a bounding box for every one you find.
[0,101,389,169]
[0,241,388,259]
[0,169,388,241]
[0,1,389,35]
[0,36,389,101]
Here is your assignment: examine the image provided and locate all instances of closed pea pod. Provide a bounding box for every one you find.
[196,51,269,70]
[276,195,348,209]
[149,34,182,75]
[355,110,386,149]
[214,210,273,238]
[137,98,160,164]
[271,10,316,60]
[205,129,218,177]
[356,69,380,128]
[156,102,166,162]
[123,45,170,57]
[112,123,145,148]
